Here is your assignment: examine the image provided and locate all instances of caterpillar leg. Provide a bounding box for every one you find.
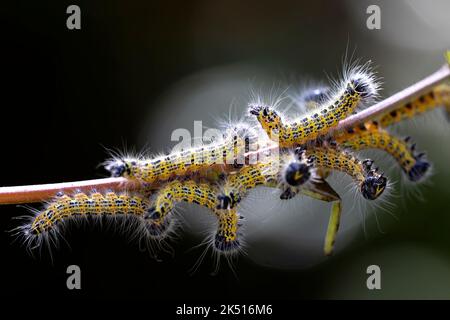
[336,124,431,182]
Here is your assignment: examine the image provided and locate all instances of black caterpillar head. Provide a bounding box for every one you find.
[105,159,132,177]
[349,74,377,99]
[361,159,387,200]
[361,172,387,200]
[284,162,311,187]
[217,193,240,210]
[248,104,282,133]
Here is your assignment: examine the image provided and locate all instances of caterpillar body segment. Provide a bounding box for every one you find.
[18,191,176,252]
[145,180,245,254]
[214,208,242,253]
[29,192,151,236]
[336,123,430,181]
[105,126,253,183]
[378,83,450,127]
[218,153,315,209]
[146,180,218,221]
[299,146,387,200]
[250,66,378,147]
[218,162,277,209]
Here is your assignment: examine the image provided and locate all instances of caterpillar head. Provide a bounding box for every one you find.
[248,104,282,136]
[348,72,378,101]
[360,171,387,200]
[216,192,241,210]
[105,158,132,178]
[283,161,311,187]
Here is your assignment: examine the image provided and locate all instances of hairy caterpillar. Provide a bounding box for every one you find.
[11,54,450,273]
[249,63,379,147]
[146,180,244,254]
[104,124,256,184]
[16,191,174,252]
[216,153,346,256]
[217,153,315,210]
[378,83,450,127]
[214,208,241,253]
[294,83,450,128]
[294,84,449,182]
[299,146,387,200]
[335,122,430,182]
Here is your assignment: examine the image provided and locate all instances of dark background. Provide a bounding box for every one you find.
[1,0,450,302]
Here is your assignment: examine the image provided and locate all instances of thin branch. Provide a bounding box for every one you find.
[1,62,449,205]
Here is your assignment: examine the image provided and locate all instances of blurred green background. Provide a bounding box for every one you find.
[1,0,450,300]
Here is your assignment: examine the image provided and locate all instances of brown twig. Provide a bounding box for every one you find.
[1,61,449,205]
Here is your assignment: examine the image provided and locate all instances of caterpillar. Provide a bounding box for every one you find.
[16,191,174,252]
[105,124,255,184]
[11,54,449,272]
[249,63,379,147]
[294,83,450,128]
[299,146,387,200]
[217,153,315,210]
[145,180,244,254]
[292,145,387,255]
[335,122,430,182]
[294,84,449,182]
[378,83,450,127]
[214,208,242,253]
[215,153,347,256]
